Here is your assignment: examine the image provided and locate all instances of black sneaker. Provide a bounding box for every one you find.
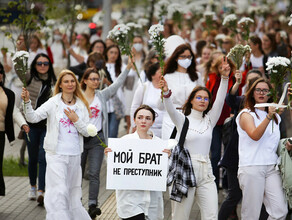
[88,205,101,219]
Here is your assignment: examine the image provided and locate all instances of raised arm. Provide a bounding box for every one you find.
[209,57,230,127]
[22,87,51,123]
[159,76,184,130]
[130,83,145,129]
[100,60,132,100]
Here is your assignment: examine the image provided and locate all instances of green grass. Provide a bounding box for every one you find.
[3,157,28,176]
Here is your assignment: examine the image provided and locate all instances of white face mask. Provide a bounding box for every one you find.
[133,43,143,52]
[177,58,192,69]
[53,35,62,41]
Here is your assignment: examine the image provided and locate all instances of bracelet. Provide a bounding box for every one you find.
[163,89,172,98]
[24,100,30,104]
[266,115,272,120]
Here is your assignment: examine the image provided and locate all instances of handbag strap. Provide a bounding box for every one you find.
[169,117,189,148]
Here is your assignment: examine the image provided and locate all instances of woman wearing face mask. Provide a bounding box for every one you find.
[79,58,132,219]
[159,57,230,219]
[18,53,56,206]
[105,105,170,220]
[160,43,203,140]
[124,36,146,134]
[50,29,67,76]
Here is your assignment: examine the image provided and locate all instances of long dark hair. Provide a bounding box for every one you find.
[80,67,99,91]
[249,36,264,55]
[88,39,106,56]
[146,62,160,82]
[28,53,56,86]
[164,44,198,82]
[105,45,122,77]
[244,77,278,124]
[182,86,212,117]
[264,33,277,53]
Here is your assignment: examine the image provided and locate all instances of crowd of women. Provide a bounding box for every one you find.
[0,5,292,220]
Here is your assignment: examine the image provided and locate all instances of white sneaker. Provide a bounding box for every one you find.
[28,188,37,200]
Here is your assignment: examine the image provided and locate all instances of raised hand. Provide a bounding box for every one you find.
[159,76,168,92]
[64,107,79,123]
[235,70,242,84]
[21,87,30,102]
[221,56,231,77]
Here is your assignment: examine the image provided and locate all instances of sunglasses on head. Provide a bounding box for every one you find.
[36,61,49,66]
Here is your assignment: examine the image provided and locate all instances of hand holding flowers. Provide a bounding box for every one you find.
[148,24,166,101]
[107,24,141,81]
[87,124,107,148]
[227,44,251,70]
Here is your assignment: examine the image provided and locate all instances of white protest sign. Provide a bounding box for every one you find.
[106,138,168,191]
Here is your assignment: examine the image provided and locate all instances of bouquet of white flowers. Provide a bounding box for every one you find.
[157,0,169,24]
[203,11,216,33]
[222,14,238,37]
[107,24,141,80]
[167,3,184,30]
[12,50,29,87]
[87,124,107,148]
[227,44,251,70]
[238,17,254,41]
[266,56,291,103]
[148,24,166,101]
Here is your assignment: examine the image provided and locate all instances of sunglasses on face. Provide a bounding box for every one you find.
[36,61,49,66]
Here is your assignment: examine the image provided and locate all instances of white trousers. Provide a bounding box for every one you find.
[44,154,91,220]
[172,155,218,220]
[238,165,288,220]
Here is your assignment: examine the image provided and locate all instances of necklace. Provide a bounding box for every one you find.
[61,95,74,104]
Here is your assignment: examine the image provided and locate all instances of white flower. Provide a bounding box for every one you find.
[74,4,82,11]
[0,26,7,31]
[148,24,164,40]
[238,17,254,25]
[266,56,291,71]
[107,24,130,39]
[247,5,260,14]
[87,124,98,137]
[30,3,35,10]
[167,3,184,18]
[46,19,55,26]
[42,27,51,34]
[225,2,237,9]
[77,13,83,20]
[222,14,237,26]
[158,0,168,8]
[126,22,136,28]
[12,51,29,62]
[215,34,226,41]
[204,11,216,19]
[138,18,148,27]
[289,14,292,26]
[279,31,287,39]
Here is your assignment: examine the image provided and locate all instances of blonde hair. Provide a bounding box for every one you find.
[54,69,91,114]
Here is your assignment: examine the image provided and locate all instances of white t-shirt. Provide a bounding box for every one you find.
[56,102,81,155]
[250,54,264,69]
[89,95,102,132]
[236,108,280,167]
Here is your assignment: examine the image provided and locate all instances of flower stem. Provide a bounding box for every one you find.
[96,134,107,148]
[129,53,142,83]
